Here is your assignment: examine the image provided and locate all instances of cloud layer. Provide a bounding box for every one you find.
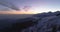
[0,0,20,11]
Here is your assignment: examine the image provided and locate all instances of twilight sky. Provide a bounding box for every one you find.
[0,0,60,14]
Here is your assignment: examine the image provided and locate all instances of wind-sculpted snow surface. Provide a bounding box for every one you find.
[21,11,60,32]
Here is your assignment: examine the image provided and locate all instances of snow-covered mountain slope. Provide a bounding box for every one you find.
[21,11,60,32]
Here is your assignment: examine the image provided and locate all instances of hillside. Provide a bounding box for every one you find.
[0,11,60,32]
[21,11,60,32]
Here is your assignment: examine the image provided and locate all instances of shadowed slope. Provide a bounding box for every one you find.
[0,18,37,32]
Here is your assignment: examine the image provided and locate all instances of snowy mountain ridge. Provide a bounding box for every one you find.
[21,11,60,32]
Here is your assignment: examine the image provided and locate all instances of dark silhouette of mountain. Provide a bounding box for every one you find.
[1,11,60,32]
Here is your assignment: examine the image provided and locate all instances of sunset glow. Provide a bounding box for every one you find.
[0,0,60,14]
[0,10,34,14]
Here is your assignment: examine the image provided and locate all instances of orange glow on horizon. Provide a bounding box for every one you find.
[0,10,37,14]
